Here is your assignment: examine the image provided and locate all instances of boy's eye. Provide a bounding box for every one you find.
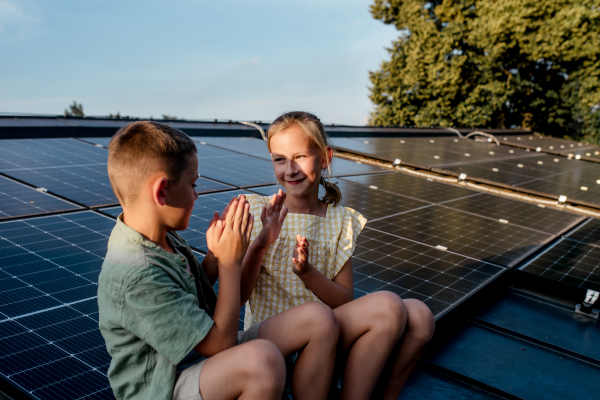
[192,184,197,188]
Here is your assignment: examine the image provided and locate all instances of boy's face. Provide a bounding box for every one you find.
[162,153,199,231]
[270,125,328,199]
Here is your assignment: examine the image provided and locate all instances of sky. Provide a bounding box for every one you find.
[0,0,399,125]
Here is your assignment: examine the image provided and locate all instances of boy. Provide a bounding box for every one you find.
[98,121,339,400]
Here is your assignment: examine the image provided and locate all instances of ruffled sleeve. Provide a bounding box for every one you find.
[333,207,367,277]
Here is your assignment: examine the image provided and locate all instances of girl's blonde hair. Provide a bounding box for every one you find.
[267,111,342,206]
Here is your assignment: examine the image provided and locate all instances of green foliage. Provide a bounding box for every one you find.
[64,101,84,117]
[162,114,180,120]
[368,0,600,143]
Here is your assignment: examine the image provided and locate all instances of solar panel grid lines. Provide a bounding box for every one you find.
[440,193,586,236]
[0,212,117,400]
[340,172,481,205]
[566,218,600,247]
[336,180,433,221]
[0,139,108,171]
[191,136,272,161]
[331,137,539,170]
[352,228,506,317]
[0,175,82,220]
[367,205,555,268]
[520,237,600,292]
[2,166,118,208]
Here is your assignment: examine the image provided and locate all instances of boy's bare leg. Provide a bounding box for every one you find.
[375,299,435,400]
[199,339,285,400]
[332,291,407,400]
[258,301,339,400]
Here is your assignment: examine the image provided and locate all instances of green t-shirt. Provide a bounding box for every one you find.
[98,215,216,400]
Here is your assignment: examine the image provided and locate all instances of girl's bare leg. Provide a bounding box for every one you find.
[374,298,435,400]
[258,301,340,400]
[199,339,285,400]
[333,291,407,400]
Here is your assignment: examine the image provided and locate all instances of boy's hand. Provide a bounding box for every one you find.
[254,189,288,249]
[292,235,310,275]
[210,196,254,269]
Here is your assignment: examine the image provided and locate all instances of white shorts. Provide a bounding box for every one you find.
[172,322,262,400]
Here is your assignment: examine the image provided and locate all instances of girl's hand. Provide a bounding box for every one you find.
[255,189,288,249]
[292,235,310,275]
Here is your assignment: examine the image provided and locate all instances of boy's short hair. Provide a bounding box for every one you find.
[107,121,197,206]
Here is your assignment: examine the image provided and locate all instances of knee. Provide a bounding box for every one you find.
[405,299,435,343]
[302,302,340,340]
[244,340,286,386]
[369,291,408,337]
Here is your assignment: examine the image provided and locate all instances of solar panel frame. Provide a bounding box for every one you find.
[566,218,600,247]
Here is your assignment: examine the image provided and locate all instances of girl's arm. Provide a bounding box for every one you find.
[293,235,353,309]
[240,191,288,305]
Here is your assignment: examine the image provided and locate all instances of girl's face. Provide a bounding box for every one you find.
[269,124,329,199]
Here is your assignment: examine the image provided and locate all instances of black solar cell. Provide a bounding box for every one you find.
[352,228,505,316]
[368,206,554,267]
[0,175,82,219]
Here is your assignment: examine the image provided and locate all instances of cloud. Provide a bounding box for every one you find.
[237,56,260,67]
[0,0,41,36]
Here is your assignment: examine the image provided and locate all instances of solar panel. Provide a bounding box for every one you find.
[192,136,271,160]
[367,205,554,267]
[0,139,108,171]
[0,176,82,220]
[341,172,479,204]
[3,165,118,207]
[80,138,111,148]
[198,153,276,187]
[328,158,387,177]
[100,190,251,252]
[0,212,114,399]
[567,218,600,246]
[331,137,537,169]
[352,228,506,317]
[337,180,431,220]
[441,193,585,235]
[500,134,596,153]
[520,238,600,292]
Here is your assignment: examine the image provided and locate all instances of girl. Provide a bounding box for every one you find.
[240,111,435,400]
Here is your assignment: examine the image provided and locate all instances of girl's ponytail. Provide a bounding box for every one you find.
[320,175,342,206]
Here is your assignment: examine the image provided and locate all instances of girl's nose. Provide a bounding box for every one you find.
[285,160,298,175]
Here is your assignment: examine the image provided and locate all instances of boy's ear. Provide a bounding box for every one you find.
[152,177,169,206]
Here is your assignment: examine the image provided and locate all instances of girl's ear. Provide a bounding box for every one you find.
[152,177,169,206]
[322,146,333,169]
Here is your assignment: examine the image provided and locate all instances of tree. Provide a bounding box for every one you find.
[368,0,600,143]
[64,101,84,117]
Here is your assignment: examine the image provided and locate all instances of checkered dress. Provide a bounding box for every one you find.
[244,194,367,330]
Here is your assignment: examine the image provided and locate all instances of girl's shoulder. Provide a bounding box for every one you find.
[328,204,367,233]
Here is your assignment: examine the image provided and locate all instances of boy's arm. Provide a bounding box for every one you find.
[195,197,254,355]
[293,236,353,309]
[240,191,287,305]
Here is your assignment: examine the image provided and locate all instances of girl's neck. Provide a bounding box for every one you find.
[284,191,328,217]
